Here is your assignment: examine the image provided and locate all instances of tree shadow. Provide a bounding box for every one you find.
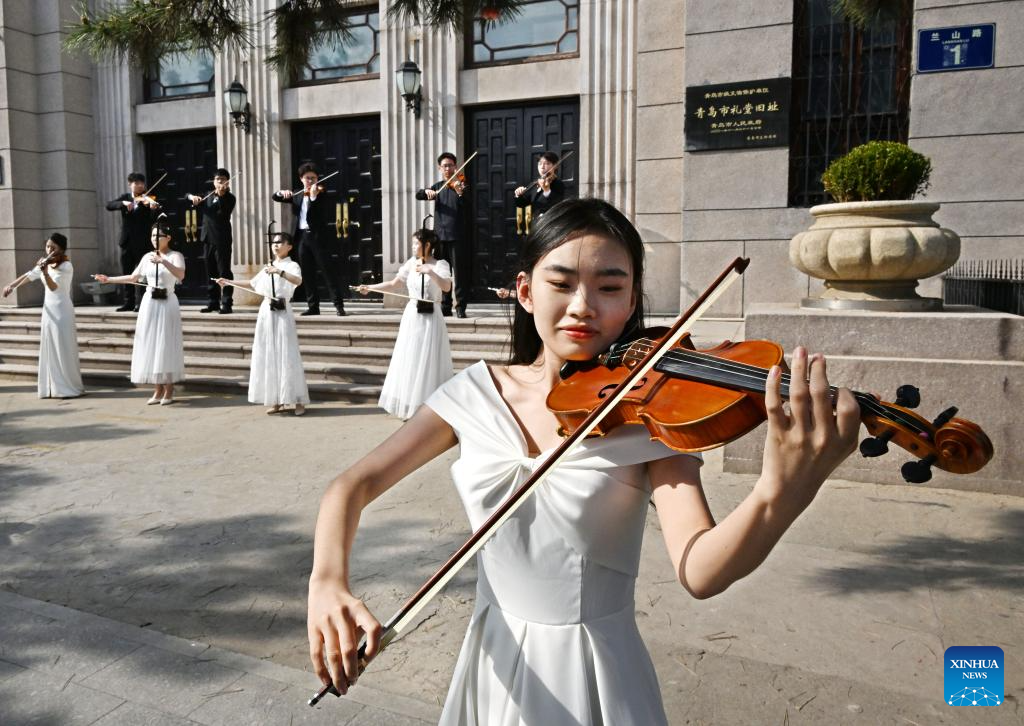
[807,508,1024,595]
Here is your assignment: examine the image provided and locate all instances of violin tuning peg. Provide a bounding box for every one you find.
[859,431,894,458]
[931,406,958,428]
[894,384,920,409]
[901,454,937,484]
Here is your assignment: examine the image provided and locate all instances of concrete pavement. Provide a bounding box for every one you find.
[0,381,1021,724]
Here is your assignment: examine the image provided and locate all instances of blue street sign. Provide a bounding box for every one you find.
[918,25,995,73]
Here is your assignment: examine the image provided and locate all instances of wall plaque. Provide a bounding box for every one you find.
[685,78,791,152]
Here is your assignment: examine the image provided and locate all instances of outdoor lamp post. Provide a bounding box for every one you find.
[395,60,422,118]
[223,80,251,133]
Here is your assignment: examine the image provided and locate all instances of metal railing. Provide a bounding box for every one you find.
[943,259,1024,316]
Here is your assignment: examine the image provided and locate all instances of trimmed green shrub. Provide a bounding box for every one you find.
[821,141,932,202]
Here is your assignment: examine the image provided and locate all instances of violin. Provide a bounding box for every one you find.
[304,184,325,197]
[549,329,993,483]
[444,171,467,192]
[133,194,159,207]
[39,250,68,269]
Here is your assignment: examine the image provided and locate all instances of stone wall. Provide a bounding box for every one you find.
[1,0,100,305]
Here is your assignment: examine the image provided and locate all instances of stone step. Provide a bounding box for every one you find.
[0,334,498,369]
[0,363,382,402]
[0,319,510,353]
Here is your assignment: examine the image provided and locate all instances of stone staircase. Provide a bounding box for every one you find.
[0,302,513,402]
[0,302,745,404]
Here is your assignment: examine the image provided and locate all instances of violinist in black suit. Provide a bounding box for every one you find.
[415,152,466,317]
[188,168,237,314]
[106,172,161,311]
[514,151,567,219]
[273,163,346,316]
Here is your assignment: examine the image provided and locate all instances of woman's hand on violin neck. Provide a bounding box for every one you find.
[307,580,382,696]
[758,347,860,511]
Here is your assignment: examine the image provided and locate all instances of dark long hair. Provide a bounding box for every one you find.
[507,197,646,365]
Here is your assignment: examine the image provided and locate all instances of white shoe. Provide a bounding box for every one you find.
[147,395,161,405]
[294,404,306,417]
[159,397,174,406]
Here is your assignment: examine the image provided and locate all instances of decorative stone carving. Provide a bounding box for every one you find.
[789,201,960,311]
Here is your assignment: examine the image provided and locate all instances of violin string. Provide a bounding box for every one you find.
[626,343,926,434]
[618,340,928,435]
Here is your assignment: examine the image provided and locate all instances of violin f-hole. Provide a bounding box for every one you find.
[598,377,648,399]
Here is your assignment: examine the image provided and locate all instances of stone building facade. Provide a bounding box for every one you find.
[1,0,1021,316]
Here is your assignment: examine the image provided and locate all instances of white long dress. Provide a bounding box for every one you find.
[377,257,455,419]
[24,262,84,398]
[425,362,702,726]
[130,251,185,384]
[248,258,309,406]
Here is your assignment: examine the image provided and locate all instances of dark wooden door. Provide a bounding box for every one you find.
[292,116,382,299]
[145,131,217,302]
[466,100,579,302]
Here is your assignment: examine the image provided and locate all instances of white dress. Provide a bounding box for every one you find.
[378,258,455,419]
[25,262,84,398]
[130,251,185,384]
[248,258,309,406]
[425,362,702,726]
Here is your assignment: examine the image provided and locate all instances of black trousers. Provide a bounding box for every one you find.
[119,246,146,306]
[437,238,468,313]
[204,242,234,306]
[297,231,345,310]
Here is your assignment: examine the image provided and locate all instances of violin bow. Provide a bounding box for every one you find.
[309,256,751,706]
[139,172,168,199]
[348,285,428,303]
[290,170,340,195]
[213,278,277,300]
[524,150,574,192]
[443,151,478,189]
[197,170,242,202]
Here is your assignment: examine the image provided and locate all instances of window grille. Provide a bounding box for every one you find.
[788,0,912,207]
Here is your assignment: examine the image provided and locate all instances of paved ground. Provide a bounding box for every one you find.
[1,381,1021,724]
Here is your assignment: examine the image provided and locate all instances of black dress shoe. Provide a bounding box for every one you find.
[199,304,218,313]
[132,305,141,313]
[456,309,468,319]
[335,308,346,317]
[115,303,133,312]
[218,306,233,315]
[442,309,453,317]
[300,307,320,317]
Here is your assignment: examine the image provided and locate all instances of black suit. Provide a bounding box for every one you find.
[106,194,161,307]
[195,191,236,307]
[415,181,466,314]
[515,177,566,219]
[272,190,345,311]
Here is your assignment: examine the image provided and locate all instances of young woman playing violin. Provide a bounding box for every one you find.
[94,220,186,405]
[2,232,84,398]
[415,152,468,317]
[307,198,861,724]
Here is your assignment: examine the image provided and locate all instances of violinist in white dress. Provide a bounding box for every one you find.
[2,232,84,398]
[94,219,185,405]
[307,199,861,724]
[356,227,454,419]
[218,231,309,416]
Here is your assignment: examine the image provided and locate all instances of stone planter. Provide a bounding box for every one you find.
[789,200,960,311]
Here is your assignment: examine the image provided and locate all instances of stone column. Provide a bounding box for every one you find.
[1,0,107,305]
[215,0,287,304]
[578,0,638,215]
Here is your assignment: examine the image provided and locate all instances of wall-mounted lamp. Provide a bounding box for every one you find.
[223,80,251,133]
[395,60,422,119]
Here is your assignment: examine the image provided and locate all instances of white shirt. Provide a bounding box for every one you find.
[299,195,310,230]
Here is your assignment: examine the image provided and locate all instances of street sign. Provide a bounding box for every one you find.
[918,24,995,73]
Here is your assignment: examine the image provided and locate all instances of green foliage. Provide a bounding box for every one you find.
[265,1,353,81]
[64,1,248,75]
[821,141,932,202]
[387,0,524,32]
[64,1,527,76]
[831,0,906,29]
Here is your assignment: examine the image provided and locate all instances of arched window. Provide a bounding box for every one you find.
[788,0,912,206]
